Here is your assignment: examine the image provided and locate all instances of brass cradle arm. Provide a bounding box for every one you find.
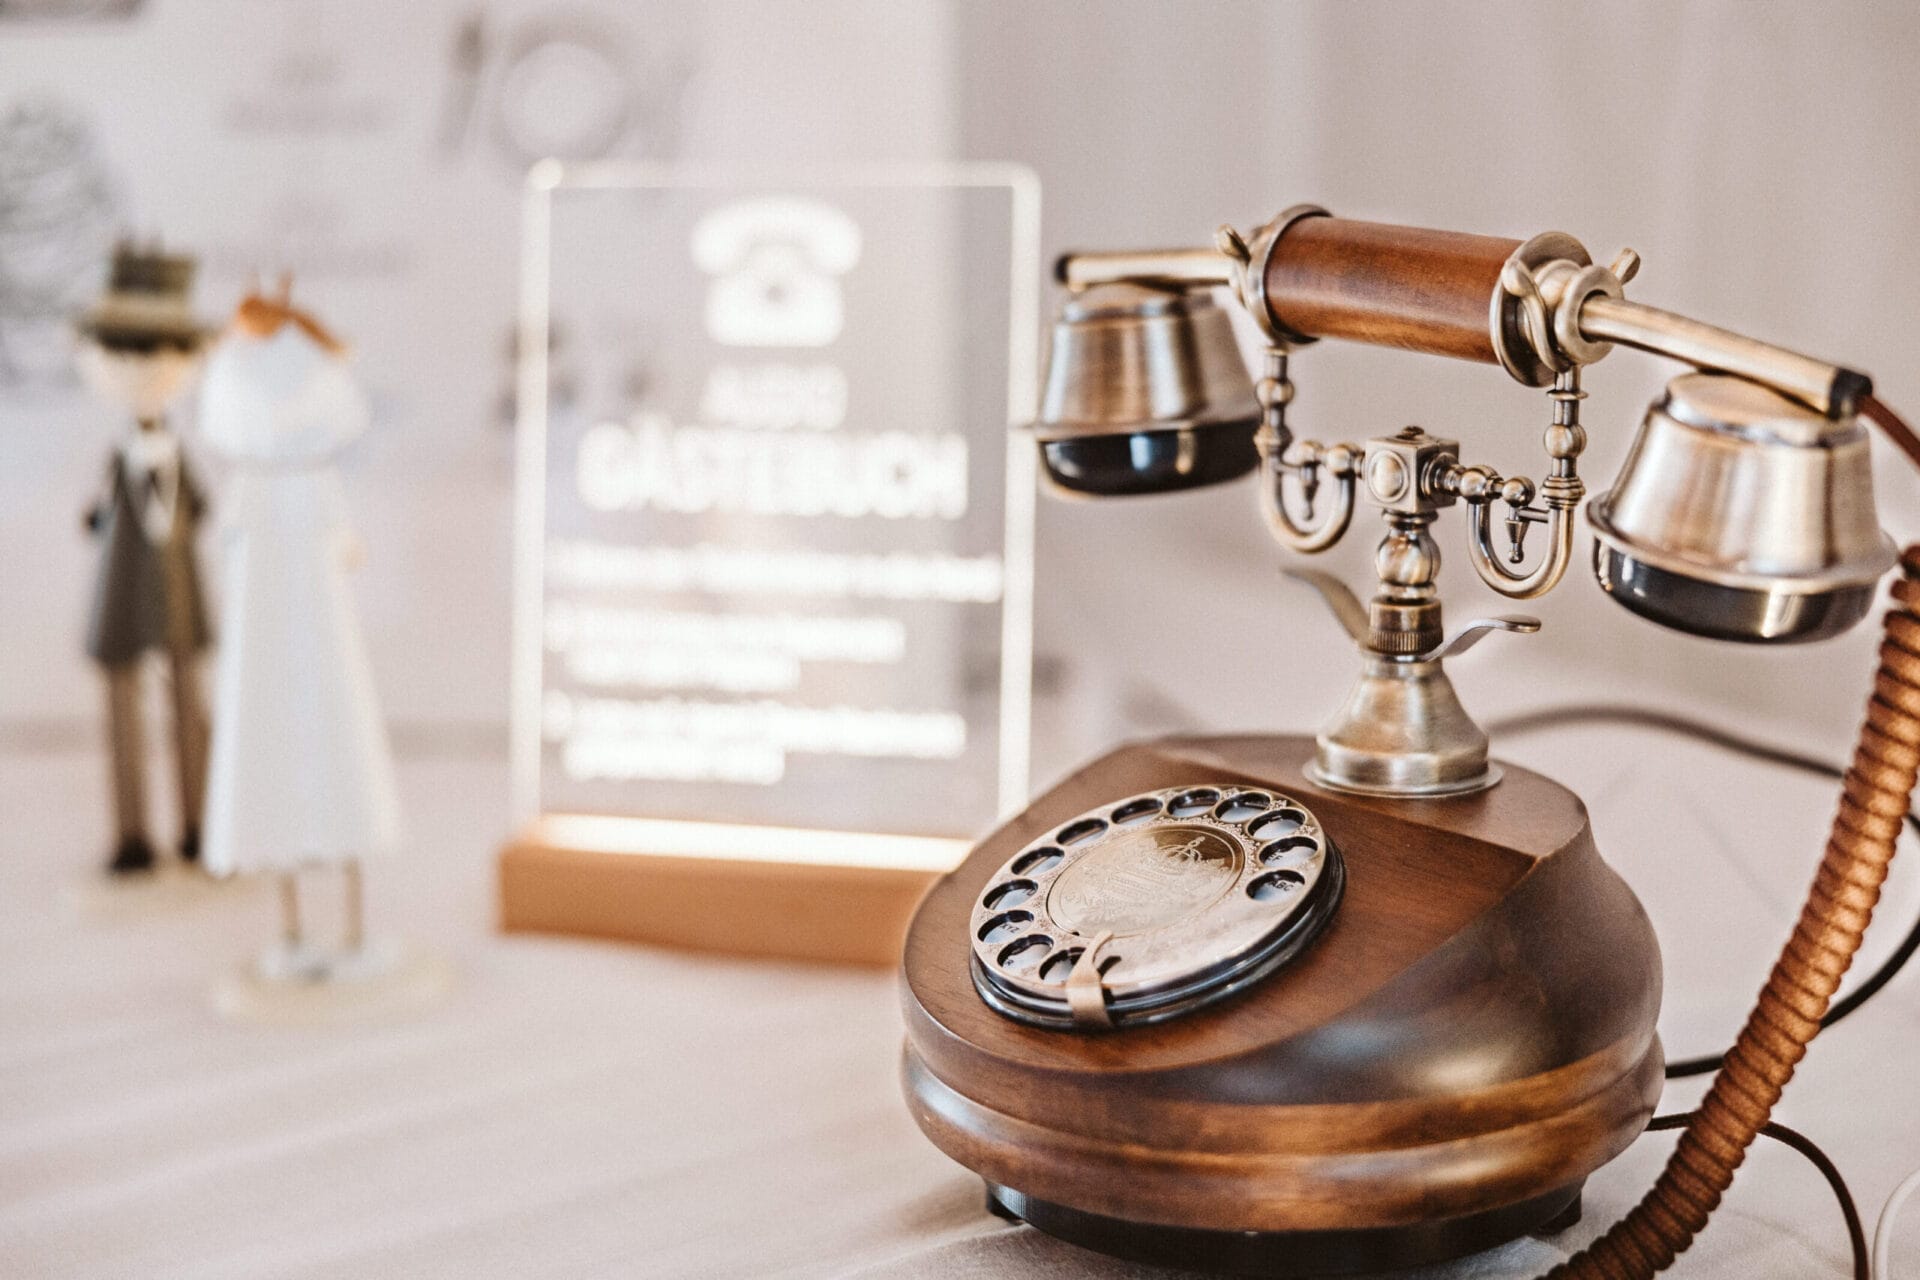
[1463,495,1575,600]
[1256,429,1359,554]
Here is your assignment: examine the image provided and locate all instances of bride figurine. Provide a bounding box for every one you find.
[198,286,442,1017]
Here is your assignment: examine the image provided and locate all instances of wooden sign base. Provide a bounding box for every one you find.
[498,816,956,966]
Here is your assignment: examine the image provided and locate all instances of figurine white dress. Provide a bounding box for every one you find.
[198,297,400,879]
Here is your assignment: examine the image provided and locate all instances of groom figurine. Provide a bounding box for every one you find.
[76,243,215,874]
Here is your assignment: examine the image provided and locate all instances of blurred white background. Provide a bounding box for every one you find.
[8,0,1920,1027]
[4,0,1917,788]
[6,4,1920,1276]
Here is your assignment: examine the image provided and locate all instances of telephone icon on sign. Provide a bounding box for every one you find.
[691,197,862,348]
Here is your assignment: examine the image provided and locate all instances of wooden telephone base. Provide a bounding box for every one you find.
[901,734,1664,1276]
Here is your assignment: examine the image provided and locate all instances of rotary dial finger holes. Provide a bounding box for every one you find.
[968,784,1345,1030]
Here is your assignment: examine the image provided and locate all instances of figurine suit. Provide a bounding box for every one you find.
[84,430,213,870]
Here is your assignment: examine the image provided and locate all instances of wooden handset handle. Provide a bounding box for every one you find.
[1259,215,1522,365]
[1255,213,1865,413]
[1056,213,1527,366]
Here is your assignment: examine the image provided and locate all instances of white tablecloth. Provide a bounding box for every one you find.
[4,727,1917,1278]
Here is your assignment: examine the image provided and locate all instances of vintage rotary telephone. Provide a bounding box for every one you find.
[899,205,1920,1277]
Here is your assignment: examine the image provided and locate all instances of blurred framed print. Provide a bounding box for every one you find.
[500,162,1040,962]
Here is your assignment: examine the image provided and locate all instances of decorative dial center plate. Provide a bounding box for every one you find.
[968,784,1345,1030]
[1047,825,1241,936]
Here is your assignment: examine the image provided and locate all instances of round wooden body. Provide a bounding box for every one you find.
[901,734,1663,1275]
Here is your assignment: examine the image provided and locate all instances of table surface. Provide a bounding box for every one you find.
[5,725,1920,1279]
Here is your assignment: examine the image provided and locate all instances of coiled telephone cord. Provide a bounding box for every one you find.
[1547,391,1920,1279]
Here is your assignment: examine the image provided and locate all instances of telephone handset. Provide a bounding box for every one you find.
[690,196,861,349]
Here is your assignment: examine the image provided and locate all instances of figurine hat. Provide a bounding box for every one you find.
[76,241,211,349]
